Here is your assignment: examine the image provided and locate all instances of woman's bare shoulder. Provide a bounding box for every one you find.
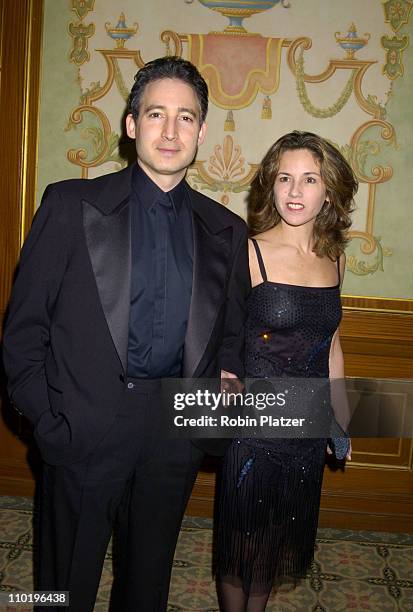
[250,227,279,247]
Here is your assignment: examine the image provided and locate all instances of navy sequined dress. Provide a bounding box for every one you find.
[216,239,342,595]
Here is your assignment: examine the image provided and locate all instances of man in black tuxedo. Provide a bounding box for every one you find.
[3,57,250,611]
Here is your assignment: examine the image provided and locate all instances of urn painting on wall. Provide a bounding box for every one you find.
[197,0,288,33]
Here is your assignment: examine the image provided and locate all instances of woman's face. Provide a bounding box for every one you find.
[273,148,328,228]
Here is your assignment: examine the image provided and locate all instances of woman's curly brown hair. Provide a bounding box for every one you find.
[248,131,358,260]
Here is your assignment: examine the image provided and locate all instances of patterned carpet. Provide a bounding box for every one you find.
[0,496,412,611]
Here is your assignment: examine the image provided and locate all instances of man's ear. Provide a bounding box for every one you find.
[125,114,136,139]
[197,122,207,146]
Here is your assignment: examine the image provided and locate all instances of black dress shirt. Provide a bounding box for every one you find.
[127,164,193,378]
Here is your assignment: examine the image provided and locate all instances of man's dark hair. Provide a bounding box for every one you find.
[128,56,208,124]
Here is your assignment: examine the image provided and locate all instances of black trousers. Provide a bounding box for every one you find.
[37,382,204,611]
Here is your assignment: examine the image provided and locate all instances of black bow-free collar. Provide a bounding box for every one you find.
[131,163,186,218]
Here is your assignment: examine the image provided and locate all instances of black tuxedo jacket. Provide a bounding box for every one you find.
[3,164,250,465]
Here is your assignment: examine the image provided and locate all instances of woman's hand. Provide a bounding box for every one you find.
[327,438,352,460]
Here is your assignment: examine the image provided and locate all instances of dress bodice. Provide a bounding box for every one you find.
[245,238,342,379]
[245,280,342,379]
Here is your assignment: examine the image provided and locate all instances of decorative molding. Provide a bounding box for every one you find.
[71,0,95,21]
[67,105,113,167]
[347,237,393,277]
[68,1,96,67]
[187,135,258,205]
[196,0,290,35]
[382,0,413,33]
[342,296,413,313]
[187,33,284,110]
[67,49,144,176]
[381,34,409,79]
[68,21,95,66]
[335,22,370,60]
[295,47,356,118]
[287,37,381,117]
[105,12,138,49]
[288,37,398,277]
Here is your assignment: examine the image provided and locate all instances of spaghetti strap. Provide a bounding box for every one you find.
[336,258,341,286]
[251,238,268,283]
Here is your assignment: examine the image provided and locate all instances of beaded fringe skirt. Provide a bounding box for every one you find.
[216,437,326,596]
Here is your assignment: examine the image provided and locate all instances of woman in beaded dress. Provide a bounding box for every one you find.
[216,132,357,611]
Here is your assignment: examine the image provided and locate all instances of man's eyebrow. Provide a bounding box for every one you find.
[143,104,198,118]
[178,106,198,118]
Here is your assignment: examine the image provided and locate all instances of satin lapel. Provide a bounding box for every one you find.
[83,199,131,372]
[183,212,232,378]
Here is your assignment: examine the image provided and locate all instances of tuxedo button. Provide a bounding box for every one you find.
[127,382,134,389]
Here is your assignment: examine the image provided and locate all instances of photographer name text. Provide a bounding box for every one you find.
[173,415,305,428]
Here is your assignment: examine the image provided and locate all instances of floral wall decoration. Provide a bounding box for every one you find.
[69,0,96,66]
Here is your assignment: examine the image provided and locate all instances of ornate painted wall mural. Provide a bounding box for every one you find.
[36,0,413,301]
[69,0,96,66]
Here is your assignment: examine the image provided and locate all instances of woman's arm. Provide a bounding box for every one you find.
[329,252,346,379]
[328,253,352,459]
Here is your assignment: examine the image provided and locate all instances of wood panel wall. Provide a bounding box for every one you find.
[0,0,412,533]
[0,0,44,496]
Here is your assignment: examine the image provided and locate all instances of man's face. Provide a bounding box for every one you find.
[126,78,207,190]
